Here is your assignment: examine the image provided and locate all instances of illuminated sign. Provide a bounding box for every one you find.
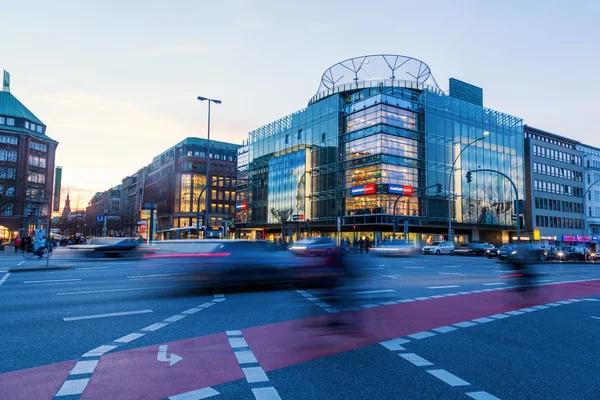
[351,184,376,196]
[235,202,248,211]
[388,184,414,196]
[562,235,590,243]
[533,229,541,241]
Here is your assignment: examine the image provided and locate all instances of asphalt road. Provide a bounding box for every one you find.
[1,250,600,400]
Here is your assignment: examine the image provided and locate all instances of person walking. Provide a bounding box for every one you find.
[353,237,358,254]
[359,237,365,253]
[14,236,21,253]
[365,236,371,253]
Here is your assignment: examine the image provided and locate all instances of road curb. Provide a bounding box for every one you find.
[8,265,73,273]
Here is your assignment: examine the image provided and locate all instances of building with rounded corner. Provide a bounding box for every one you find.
[236,54,524,246]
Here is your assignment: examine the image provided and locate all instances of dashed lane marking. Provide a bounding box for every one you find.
[399,353,433,366]
[57,286,179,295]
[142,322,168,332]
[0,272,10,286]
[408,331,435,340]
[69,360,99,375]
[114,333,145,343]
[168,387,220,400]
[427,285,460,289]
[355,289,395,295]
[482,282,506,286]
[82,345,117,358]
[466,391,502,400]
[55,378,90,397]
[25,279,81,284]
[76,267,111,270]
[427,369,471,387]
[63,309,153,322]
[591,316,600,320]
[432,326,458,333]
[252,387,283,400]
[380,338,410,351]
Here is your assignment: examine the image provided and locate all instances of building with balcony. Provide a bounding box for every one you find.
[0,83,58,241]
[236,54,524,246]
[524,126,585,246]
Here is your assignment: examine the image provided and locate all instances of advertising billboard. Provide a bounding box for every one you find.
[53,167,62,212]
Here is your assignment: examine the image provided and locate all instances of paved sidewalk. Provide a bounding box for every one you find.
[0,248,73,272]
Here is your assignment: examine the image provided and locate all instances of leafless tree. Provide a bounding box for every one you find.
[270,207,293,241]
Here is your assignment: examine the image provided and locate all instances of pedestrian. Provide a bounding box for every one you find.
[353,238,358,254]
[14,236,21,253]
[365,236,371,253]
[359,237,364,253]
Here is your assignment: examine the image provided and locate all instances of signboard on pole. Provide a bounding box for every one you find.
[53,167,62,212]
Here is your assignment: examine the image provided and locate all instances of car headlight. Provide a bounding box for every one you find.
[511,251,517,255]
[291,246,307,250]
[592,253,596,257]
[557,252,564,256]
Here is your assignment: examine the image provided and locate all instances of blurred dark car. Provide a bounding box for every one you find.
[490,244,515,260]
[289,237,338,256]
[511,244,547,263]
[554,246,587,262]
[70,237,147,258]
[454,243,495,256]
[370,239,416,257]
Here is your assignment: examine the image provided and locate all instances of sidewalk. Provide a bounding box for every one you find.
[0,248,73,272]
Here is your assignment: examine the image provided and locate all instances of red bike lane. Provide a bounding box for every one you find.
[1,280,599,400]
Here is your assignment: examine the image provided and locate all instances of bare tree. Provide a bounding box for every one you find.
[270,207,293,241]
[0,161,22,216]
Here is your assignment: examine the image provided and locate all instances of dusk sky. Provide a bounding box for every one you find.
[2,0,598,210]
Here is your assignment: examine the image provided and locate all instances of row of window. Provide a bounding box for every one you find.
[0,150,17,162]
[589,207,600,218]
[29,155,47,168]
[533,180,583,197]
[534,197,582,214]
[0,135,17,145]
[526,132,575,149]
[587,159,600,169]
[181,161,236,173]
[23,121,44,134]
[0,116,15,126]
[26,188,45,199]
[533,162,582,181]
[533,144,581,165]
[30,142,47,152]
[27,172,46,184]
[0,185,15,196]
[0,167,16,179]
[535,215,582,230]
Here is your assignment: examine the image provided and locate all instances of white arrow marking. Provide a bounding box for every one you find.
[158,345,182,366]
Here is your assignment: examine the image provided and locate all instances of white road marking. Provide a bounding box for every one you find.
[199,302,215,308]
[316,302,331,308]
[546,303,562,307]
[380,338,410,351]
[70,360,99,375]
[473,317,494,323]
[18,261,24,266]
[381,301,399,305]
[466,391,502,400]
[430,295,445,298]
[212,298,226,302]
[568,299,583,302]
[532,305,550,310]
[489,314,510,319]
[252,387,282,400]
[142,322,168,332]
[63,309,153,321]
[363,267,385,270]
[242,366,269,383]
[399,353,433,366]
[25,279,81,284]
[325,308,340,313]
[234,350,258,364]
[57,286,177,295]
[415,297,430,300]
[556,300,572,305]
[408,331,435,340]
[114,333,145,343]
[537,279,554,283]
[398,299,415,302]
[454,321,477,328]
[164,315,187,322]
[442,265,461,268]
[168,387,220,400]
[427,285,460,289]
[229,337,249,348]
[55,378,90,396]
[227,330,243,336]
[583,298,599,302]
[505,310,525,315]
[82,345,117,357]
[591,316,600,320]
[355,289,395,295]
[433,326,458,333]
[405,266,425,269]
[76,267,111,270]
[361,304,379,308]
[214,294,225,298]
[182,308,203,315]
[427,369,470,386]
[519,308,538,312]
[482,282,506,286]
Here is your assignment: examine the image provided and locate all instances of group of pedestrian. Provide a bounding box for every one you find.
[352,236,372,254]
[13,236,33,253]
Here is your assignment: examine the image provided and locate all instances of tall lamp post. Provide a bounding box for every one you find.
[581,177,600,238]
[447,133,489,244]
[197,95,221,238]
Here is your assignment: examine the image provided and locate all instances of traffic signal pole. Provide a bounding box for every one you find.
[392,184,441,239]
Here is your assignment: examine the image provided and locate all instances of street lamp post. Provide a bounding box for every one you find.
[581,177,600,238]
[447,134,489,244]
[197,96,222,238]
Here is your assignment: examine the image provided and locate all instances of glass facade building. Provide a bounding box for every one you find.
[236,55,524,245]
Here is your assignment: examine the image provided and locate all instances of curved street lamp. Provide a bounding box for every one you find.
[197,96,221,238]
[447,133,489,243]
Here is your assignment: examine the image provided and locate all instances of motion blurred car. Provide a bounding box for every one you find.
[422,241,455,255]
[510,244,547,263]
[454,243,494,256]
[496,244,516,260]
[289,237,338,256]
[70,237,148,258]
[370,239,416,257]
[488,244,512,259]
[554,246,587,262]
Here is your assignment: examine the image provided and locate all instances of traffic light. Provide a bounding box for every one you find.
[466,171,472,183]
[353,224,356,231]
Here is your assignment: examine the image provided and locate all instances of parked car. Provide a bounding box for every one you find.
[289,237,338,256]
[371,239,416,257]
[488,244,511,259]
[422,241,455,255]
[554,246,587,262]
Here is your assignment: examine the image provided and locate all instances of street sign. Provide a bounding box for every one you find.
[292,214,305,222]
[96,215,104,223]
[511,215,517,221]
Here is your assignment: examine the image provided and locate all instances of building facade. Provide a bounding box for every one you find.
[524,125,585,246]
[236,55,524,246]
[0,87,58,241]
[577,143,600,250]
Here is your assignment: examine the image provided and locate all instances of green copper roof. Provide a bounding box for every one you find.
[0,91,45,125]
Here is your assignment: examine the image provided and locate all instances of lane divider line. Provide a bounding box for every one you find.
[294,289,339,313]
[54,293,226,398]
[0,272,10,287]
[226,330,282,399]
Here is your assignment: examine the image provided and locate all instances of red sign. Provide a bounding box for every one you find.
[298,213,304,220]
[364,183,376,195]
[402,186,414,196]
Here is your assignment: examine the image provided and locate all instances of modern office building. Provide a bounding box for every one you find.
[87,137,240,239]
[0,80,58,241]
[524,125,585,245]
[577,143,600,250]
[236,54,524,245]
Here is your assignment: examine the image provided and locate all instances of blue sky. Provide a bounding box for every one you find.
[2,0,598,208]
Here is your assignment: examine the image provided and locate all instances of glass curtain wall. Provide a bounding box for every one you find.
[423,91,524,227]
